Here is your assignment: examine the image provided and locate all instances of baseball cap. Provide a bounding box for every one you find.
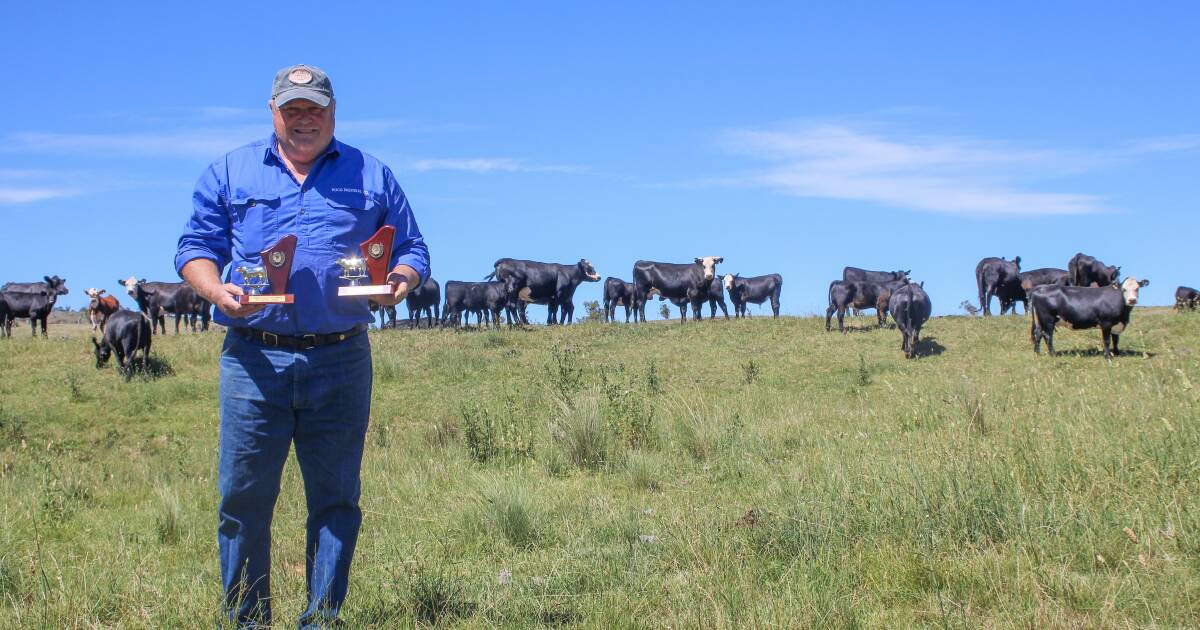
[272,64,334,107]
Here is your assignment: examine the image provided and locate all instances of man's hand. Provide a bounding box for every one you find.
[370,272,410,307]
[212,283,269,319]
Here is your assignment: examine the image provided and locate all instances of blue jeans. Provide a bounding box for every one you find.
[217,330,372,629]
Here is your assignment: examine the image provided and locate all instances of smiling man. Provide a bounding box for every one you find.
[176,64,430,629]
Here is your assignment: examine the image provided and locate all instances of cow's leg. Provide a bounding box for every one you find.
[717,300,729,320]
[980,285,990,317]
[1101,328,1113,360]
[30,317,38,337]
[1111,331,1121,357]
[838,307,847,333]
[825,305,836,332]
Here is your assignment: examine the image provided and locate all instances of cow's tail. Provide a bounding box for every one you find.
[483,271,496,281]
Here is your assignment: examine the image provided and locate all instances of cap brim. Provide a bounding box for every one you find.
[274,88,331,107]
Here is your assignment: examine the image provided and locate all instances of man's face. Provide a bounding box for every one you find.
[271,98,335,164]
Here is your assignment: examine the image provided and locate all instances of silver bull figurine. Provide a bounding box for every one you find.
[336,254,368,286]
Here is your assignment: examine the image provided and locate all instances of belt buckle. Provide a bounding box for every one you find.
[302,334,317,350]
[262,331,278,347]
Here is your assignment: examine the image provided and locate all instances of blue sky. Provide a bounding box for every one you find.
[2,2,1197,318]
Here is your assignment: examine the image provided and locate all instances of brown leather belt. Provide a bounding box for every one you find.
[233,323,368,350]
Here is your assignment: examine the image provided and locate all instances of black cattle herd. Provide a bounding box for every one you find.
[0,251,1191,374]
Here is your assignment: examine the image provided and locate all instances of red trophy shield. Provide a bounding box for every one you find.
[337,226,396,297]
[238,234,297,304]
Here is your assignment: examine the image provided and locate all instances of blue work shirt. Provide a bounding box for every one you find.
[175,135,430,335]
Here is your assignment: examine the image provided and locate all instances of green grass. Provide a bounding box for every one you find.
[0,310,1198,628]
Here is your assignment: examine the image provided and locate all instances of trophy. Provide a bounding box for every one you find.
[237,235,297,304]
[337,225,396,297]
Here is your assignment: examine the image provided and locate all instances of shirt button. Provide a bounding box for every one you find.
[299,208,305,214]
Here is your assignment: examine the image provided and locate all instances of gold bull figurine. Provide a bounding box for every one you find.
[236,265,270,295]
[336,255,368,286]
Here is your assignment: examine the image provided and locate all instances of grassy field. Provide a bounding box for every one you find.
[0,309,1197,628]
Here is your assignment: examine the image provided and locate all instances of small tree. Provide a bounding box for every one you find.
[581,300,604,323]
[659,303,671,320]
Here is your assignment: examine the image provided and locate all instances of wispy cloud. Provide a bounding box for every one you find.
[0,169,83,205]
[409,157,583,174]
[716,122,1200,216]
[6,128,263,160]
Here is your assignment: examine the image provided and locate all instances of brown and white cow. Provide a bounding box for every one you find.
[84,288,121,332]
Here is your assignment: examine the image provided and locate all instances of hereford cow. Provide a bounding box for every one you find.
[723,273,783,318]
[93,309,152,378]
[632,257,723,323]
[888,282,931,359]
[1067,253,1120,288]
[0,276,70,337]
[1029,276,1149,360]
[975,256,1022,316]
[84,288,121,332]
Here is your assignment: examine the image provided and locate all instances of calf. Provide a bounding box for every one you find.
[1029,276,1149,360]
[632,257,723,322]
[1067,253,1120,287]
[724,273,783,318]
[92,309,152,378]
[406,277,441,328]
[603,277,637,323]
[975,256,1022,316]
[84,288,121,332]
[443,281,511,328]
[888,282,931,359]
[486,259,600,325]
[825,279,905,332]
[1176,286,1199,310]
[0,275,70,337]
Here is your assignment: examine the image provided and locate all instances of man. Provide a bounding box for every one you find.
[176,64,429,629]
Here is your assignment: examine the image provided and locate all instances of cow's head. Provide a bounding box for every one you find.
[723,273,736,291]
[694,256,723,281]
[1119,277,1149,306]
[92,337,112,368]
[578,259,601,282]
[1105,265,1121,285]
[43,275,69,296]
[119,276,145,297]
[895,269,911,282]
[85,288,105,299]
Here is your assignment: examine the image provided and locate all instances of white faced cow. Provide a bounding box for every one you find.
[632,256,723,323]
[1029,276,1149,360]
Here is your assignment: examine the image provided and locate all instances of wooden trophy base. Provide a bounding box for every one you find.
[338,284,393,297]
[240,294,295,304]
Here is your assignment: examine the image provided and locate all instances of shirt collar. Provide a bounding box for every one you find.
[263,134,342,166]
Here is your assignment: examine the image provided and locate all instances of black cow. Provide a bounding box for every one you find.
[975,256,1022,316]
[603,277,637,323]
[406,277,441,328]
[1175,286,1199,310]
[92,309,152,377]
[657,276,728,321]
[724,273,783,318]
[825,279,905,332]
[1067,253,1120,288]
[888,282,931,359]
[1008,267,1070,314]
[1030,277,1149,359]
[632,257,723,323]
[843,267,910,284]
[486,258,600,325]
[443,281,511,328]
[0,275,70,337]
[120,277,210,334]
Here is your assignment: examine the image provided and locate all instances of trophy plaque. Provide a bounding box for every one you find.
[238,234,297,304]
[337,225,396,297]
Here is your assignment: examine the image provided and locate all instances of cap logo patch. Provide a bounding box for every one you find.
[288,68,313,84]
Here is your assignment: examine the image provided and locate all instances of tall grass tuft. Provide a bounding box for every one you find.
[483,484,544,549]
[543,345,585,408]
[549,397,611,471]
[407,564,473,625]
[624,450,663,491]
[155,484,183,545]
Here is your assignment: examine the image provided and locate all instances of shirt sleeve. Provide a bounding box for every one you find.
[382,168,431,288]
[175,161,232,277]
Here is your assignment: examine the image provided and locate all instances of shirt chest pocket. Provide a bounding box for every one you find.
[323,196,382,252]
[229,196,281,256]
